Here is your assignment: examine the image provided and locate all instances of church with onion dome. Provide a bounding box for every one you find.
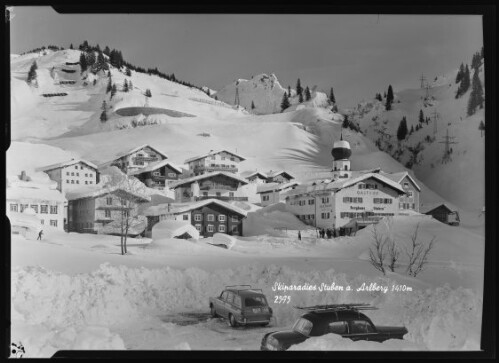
[284,133,421,234]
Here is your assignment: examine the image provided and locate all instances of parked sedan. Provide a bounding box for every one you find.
[209,285,273,327]
[261,304,407,350]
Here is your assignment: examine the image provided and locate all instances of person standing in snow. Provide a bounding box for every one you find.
[298,231,301,240]
[37,230,43,240]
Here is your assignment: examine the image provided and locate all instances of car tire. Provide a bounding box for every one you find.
[210,305,217,318]
[228,314,238,327]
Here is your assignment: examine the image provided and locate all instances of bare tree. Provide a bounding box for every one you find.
[404,223,436,277]
[386,239,400,272]
[369,224,388,275]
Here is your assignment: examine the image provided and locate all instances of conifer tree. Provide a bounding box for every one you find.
[467,68,484,116]
[296,79,303,98]
[455,63,464,83]
[305,86,311,101]
[478,120,485,137]
[145,89,152,97]
[128,80,133,90]
[329,87,336,104]
[456,64,471,98]
[125,68,132,77]
[332,105,338,112]
[280,92,290,112]
[27,61,38,84]
[387,85,394,103]
[103,46,111,56]
[251,101,255,110]
[79,52,87,73]
[288,85,292,97]
[101,100,107,111]
[419,109,424,124]
[123,79,129,92]
[93,79,97,86]
[299,92,304,103]
[106,78,112,93]
[70,43,73,50]
[396,116,408,141]
[410,125,414,134]
[110,84,117,99]
[342,114,350,128]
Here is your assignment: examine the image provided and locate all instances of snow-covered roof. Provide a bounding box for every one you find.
[102,144,168,164]
[7,211,42,231]
[266,170,295,179]
[170,171,248,189]
[66,185,150,203]
[256,181,300,194]
[144,198,248,217]
[7,186,66,202]
[241,171,268,180]
[152,220,200,240]
[100,217,147,236]
[184,150,246,164]
[129,159,183,175]
[286,172,405,197]
[380,171,421,192]
[36,158,99,172]
[420,203,456,214]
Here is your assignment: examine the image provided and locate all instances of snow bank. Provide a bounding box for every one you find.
[152,220,200,240]
[212,233,236,249]
[12,263,481,352]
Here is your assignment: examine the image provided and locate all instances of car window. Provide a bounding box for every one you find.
[233,295,242,308]
[221,291,228,301]
[244,296,267,307]
[328,321,348,334]
[350,320,374,334]
[292,318,313,337]
[226,292,235,304]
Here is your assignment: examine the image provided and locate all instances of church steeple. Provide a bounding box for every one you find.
[331,133,352,180]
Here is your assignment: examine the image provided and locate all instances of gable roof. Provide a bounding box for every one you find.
[285,172,406,198]
[170,171,248,189]
[101,144,168,165]
[36,159,99,172]
[7,186,67,202]
[184,150,246,164]
[241,171,268,180]
[128,159,183,175]
[421,203,455,215]
[256,181,300,194]
[143,198,248,217]
[381,171,421,192]
[266,170,295,180]
[66,185,150,203]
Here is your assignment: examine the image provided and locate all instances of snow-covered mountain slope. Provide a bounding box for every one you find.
[214,73,329,115]
[10,49,244,140]
[347,65,485,213]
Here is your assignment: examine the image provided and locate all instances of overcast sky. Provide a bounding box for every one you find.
[10,7,483,108]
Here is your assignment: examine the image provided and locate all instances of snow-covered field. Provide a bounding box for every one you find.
[11,214,484,356]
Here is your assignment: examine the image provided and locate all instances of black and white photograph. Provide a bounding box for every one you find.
[5,5,495,357]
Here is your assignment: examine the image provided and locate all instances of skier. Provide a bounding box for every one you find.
[37,230,43,240]
[298,231,302,241]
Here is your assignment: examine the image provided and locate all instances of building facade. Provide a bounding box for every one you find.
[266,171,295,184]
[172,172,249,203]
[257,182,299,207]
[143,199,247,238]
[130,160,182,190]
[37,159,100,194]
[185,150,246,176]
[7,186,66,230]
[67,188,150,233]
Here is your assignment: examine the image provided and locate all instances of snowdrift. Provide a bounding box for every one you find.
[243,202,310,236]
[152,220,200,240]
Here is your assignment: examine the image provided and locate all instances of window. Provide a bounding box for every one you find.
[344,165,348,170]
[71,172,74,176]
[231,215,238,223]
[194,214,203,222]
[66,180,69,183]
[321,197,329,204]
[292,318,313,337]
[321,212,330,219]
[40,205,48,214]
[40,219,44,225]
[89,173,93,177]
[105,210,111,218]
[412,203,415,209]
[230,157,235,161]
[89,181,93,184]
[207,225,214,232]
[207,214,215,222]
[153,171,161,176]
[262,195,270,201]
[76,173,79,176]
[50,206,58,214]
[404,182,409,188]
[358,184,365,189]
[218,215,226,222]
[85,173,88,177]
[75,165,78,169]
[10,204,18,212]
[66,172,69,176]
[85,181,88,184]
[106,197,113,205]
[195,224,202,231]
[407,191,413,198]
[229,192,234,197]
[233,295,242,308]
[50,220,58,227]
[216,192,221,197]
[219,225,226,232]
[222,157,226,160]
[329,321,348,335]
[71,180,74,184]
[168,173,176,178]
[350,320,374,334]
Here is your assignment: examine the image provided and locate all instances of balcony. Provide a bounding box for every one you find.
[193,165,238,173]
[194,196,248,202]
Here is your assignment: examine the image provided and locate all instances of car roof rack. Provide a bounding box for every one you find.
[225,285,264,293]
[293,303,378,312]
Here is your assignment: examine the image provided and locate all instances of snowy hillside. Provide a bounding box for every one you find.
[348,63,485,213]
[214,73,329,115]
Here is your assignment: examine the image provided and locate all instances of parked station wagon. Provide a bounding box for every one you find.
[261,303,408,350]
[209,285,273,327]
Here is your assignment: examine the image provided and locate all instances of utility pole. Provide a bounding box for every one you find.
[420,73,426,89]
[439,129,458,162]
[431,109,439,134]
[425,83,431,99]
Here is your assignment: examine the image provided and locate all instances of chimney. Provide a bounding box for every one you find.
[20,170,28,181]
